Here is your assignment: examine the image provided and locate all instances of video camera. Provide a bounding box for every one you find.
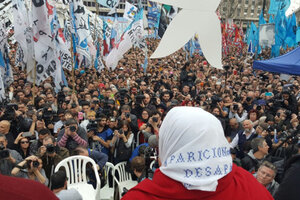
[46,144,56,154]
[87,120,99,132]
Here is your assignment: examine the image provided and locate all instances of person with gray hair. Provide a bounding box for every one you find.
[0,134,23,175]
[255,161,279,196]
[241,137,270,173]
[230,119,257,158]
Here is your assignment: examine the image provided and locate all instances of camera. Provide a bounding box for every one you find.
[27,160,40,168]
[233,104,238,111]
[246,97,252,102]
[0,145,9,159]
[118,129,123,134]
[125,113,130,118]
[152,117,158,123]
[46,144,55,154]
[69,125,76,132]
[256,105,262,111]
[211,95,222,106]
[71,103,77,109]
[87,120,98,132]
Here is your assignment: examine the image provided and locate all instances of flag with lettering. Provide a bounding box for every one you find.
[70,0,91,63]
[105,9,144,70]
[147,1,161,29]
[31,0,60,85]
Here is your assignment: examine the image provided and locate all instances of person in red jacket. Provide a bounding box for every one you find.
[0,174,58,200]
[122,107,273,200]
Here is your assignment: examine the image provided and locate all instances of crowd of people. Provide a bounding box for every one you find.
[0,38,299,199]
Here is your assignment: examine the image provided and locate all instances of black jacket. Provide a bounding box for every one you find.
[274,155,300,200]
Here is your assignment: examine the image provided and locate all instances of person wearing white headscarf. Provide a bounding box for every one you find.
[123,107,273,200]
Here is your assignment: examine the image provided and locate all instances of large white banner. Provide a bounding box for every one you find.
[259,23,275,48]
[32,0,60,85]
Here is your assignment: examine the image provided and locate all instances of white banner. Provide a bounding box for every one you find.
[123,2,137,21]
[32,0,59,85]
[259,23,275,48]
[105,9,144,70]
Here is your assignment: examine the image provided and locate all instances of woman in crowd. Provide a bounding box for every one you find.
[110,120,134,164]
[11,155,48,186]
[14,133,31,159]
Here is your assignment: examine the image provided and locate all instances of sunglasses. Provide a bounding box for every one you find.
[21,141,29,144]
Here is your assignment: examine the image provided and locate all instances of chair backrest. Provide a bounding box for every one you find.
[102,162,114,188]
[114,161,132,183]
[54,155,100,188]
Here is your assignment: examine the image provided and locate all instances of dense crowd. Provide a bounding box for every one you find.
[0,38,299,199]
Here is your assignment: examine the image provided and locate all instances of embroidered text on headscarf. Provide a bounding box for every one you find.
[159,107,233,191]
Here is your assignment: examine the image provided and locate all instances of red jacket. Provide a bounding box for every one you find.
[122,164,273,200]
[0,174,58,200]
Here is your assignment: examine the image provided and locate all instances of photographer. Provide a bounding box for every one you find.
[229,103,248,123]
[11,155,48,186]
[140,110,161,141]
[30,128,51,155]
[0,134,23,175]
[57,119,88,153]
[38,135,69,180]
[118,105,138,134]
[110,120,134,164]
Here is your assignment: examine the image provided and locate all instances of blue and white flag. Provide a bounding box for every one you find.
[123,2,138,22]
[105,9,144,70]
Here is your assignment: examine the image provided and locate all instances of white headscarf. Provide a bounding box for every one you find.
[159,107,232,191]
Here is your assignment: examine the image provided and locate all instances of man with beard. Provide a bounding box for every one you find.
[230,120,257,158]
[92,114,113,156]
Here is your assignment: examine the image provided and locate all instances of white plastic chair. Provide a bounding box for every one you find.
[54,155,101,200]
[114,161,138,199]
[100,162,115,200]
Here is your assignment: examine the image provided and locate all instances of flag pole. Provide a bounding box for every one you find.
[71,38,76,94]
[32,60,37,103]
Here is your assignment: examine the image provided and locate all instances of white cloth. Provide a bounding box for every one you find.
[159,107,232,191]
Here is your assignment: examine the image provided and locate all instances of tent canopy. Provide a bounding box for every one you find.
[253,46,300,76]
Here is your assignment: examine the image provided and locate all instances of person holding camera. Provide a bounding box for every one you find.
[30,128,51,155]
[11,155,48,186]
[110,120,134,164]
[57,119,88,153]
[118,105,138,134]
[0,134,23,175]
[229,103,248,123]
[140,111,161,142]
[38,135,69,180]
